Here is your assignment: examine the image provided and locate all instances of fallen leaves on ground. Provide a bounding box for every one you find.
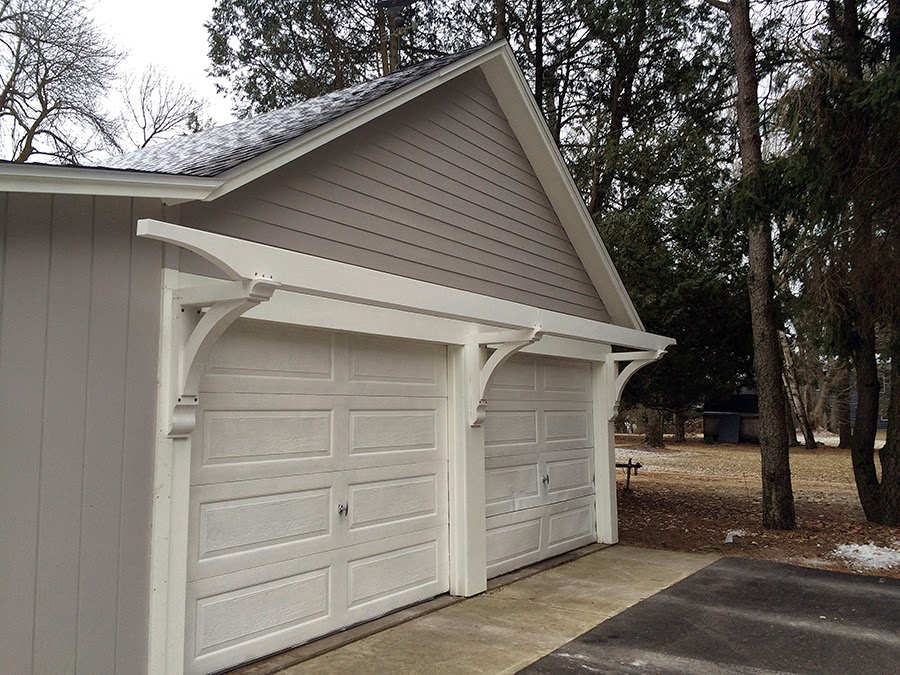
[614,437,900,579]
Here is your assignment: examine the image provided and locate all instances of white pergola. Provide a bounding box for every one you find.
[138,218,674,674]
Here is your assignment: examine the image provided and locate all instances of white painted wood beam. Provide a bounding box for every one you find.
[139,219,675,352]
[608,350,666,421]
[470,326,543,426]
[169,278,279,438]
[592,350,618,543]
[447,343,488,597]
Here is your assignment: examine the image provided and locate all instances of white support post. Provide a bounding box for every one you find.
[592,346,618,544]
[148,270,189,675]
[447,341,487,597]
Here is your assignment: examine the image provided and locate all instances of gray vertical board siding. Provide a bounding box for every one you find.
[116,197,163,673]
[0,192,52,674]
[180,70,611,322]
[32,195,94,674]
[76,195,133,673]
[0,193,161,674]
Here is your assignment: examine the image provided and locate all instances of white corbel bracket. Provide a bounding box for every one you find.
[470,326,543,426]
[606,349,666,421]
[169,277,280,438]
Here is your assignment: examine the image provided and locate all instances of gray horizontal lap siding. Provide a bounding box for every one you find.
[180,70,611,323]
[0,193,162,674]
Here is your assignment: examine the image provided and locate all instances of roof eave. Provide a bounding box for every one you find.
[0,163,220,200]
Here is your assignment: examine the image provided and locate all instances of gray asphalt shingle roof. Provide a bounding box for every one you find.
[99,45,489,178]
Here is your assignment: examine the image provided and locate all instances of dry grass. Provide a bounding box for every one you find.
[614,435,900,578]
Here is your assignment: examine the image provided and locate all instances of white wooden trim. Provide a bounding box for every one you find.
[179,274,622,361]
[0,164,218,200]
[148,269,189,675]
[592,353,618,544]
[447,342,487,596]
[142,220,674,352]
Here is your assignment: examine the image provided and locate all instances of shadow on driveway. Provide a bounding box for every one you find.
[518,558,900,675]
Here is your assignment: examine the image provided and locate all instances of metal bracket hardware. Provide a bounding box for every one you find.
[541,474,550,485]
[470,326,543,427]
[606,349,666,420]
[337,503,349,517]
[169,277,280,438]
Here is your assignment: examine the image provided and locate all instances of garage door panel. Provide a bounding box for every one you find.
[544,407,592,446]
[485,455,541,517]
[484,355,537,399]
[199,408,334,465]
[343,462,447,547]
[546,497,595,556]
[485,355,595,579]
[188,324,449,673]
[484,406,538,455]
[542,358,592,400]
[546,451,593,503]
[192,396,446,484]
[485,509,543,578]
[348,335,446,391]
[205,321,335,383]
[348,472,438,530]
[189,474,336,581]
[186,550,338,675]
[349,408,438,455]
[345,530,446,619]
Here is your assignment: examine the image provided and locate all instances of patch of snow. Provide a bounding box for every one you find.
[830,542,900,570]
[724,529,747,543]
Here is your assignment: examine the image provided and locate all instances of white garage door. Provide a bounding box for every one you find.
[484,354,595,578]
[184,320,449,674]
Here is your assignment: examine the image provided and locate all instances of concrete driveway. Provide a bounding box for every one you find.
[241,546,716,674]
[521,557,900,674]
[235,548,899,674]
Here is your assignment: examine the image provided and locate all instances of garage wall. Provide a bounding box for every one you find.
[0,193,164,674]
[178,70,611,323]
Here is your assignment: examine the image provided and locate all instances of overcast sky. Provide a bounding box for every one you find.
[91,0,236,125]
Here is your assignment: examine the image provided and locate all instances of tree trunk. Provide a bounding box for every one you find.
[851,320,882,521]
[674,411,686,442]
[785,396,800,447]
[494,0,507,39]
[880,338,900,525]
[644,408,665,448]
[889,0,900,62]
[723,0,795,529]
[780,332,817,448]
[835,367,853,448]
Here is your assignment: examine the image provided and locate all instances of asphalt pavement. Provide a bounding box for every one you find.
[518,557,900,675]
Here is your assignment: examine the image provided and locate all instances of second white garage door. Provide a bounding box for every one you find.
[484,354,596,578]
[184,321,449,674]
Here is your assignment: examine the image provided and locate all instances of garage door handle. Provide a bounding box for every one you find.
[541,474,550,485]
[337,503,349,517]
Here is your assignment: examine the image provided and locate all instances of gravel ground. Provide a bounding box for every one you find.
[613,435,900,578]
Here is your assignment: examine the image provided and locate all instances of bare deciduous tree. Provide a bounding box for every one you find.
[0,0,121,163]
[118,65,208,150]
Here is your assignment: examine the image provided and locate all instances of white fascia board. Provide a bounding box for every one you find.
[180,273,612,360]
[479,48,646,332]
[205,42,510,201]
[141,218,674,352]
[0,163,219,200]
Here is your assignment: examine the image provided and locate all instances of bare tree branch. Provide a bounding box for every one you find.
[0,0,122,163]
[118,65,208,149]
